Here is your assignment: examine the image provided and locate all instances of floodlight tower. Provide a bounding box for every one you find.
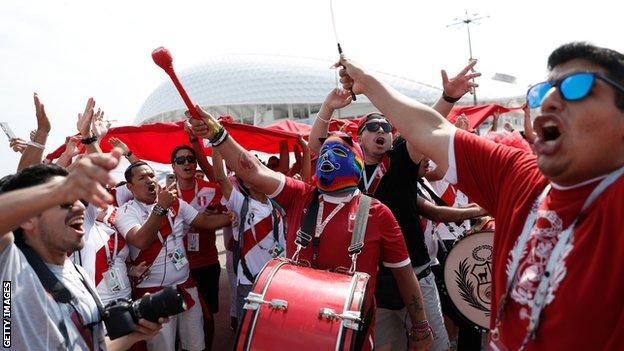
[447,11,489,105]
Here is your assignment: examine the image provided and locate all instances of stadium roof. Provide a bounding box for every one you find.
[135,54,443,124]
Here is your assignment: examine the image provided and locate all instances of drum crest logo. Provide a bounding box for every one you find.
[456,244,492,315]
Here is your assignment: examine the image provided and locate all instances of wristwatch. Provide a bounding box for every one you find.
[152,204,168,216]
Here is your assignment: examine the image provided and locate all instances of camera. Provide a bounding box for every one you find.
[102,286,186,339]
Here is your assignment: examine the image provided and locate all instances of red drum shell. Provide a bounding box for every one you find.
[235,258,370,351]
[442,230,494,331]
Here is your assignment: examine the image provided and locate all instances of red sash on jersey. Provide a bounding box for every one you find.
[133,199,181,269]
[240,214,274,257]
[365,155,390,195]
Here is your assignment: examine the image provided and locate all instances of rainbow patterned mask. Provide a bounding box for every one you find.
[315,133,363,194]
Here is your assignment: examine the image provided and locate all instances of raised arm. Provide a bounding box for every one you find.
[522,104,537,144]
[276,140,290,174]
[337,56,456,175]
[297,136,311,183]
[124,184,177,249]
[211,149,233,200]
[17,93,51,171]
[109,137,141,164]
[188,107,282,196]
[489,110,500,133]
[190,211,233,231]
[76,98,103,154]
[184,121,215,181]
[308,88,353,155]
[431,60,481,117]
[56,136,81,168]
[0,150,121,251]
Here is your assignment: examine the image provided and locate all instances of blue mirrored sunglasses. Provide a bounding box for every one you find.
[527,72,624,109]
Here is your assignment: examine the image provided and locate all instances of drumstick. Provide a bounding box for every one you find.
[329,0,356,101]
[152,47,202,120]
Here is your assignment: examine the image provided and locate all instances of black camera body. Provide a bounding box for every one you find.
[103,286,186,340]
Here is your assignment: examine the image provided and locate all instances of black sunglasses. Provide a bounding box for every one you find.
[174,155,197,165]
[59,199,89,210]
[362,121,393,133]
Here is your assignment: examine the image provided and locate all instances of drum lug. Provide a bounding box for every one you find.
[318,308,361,330]
[244,292,289,311]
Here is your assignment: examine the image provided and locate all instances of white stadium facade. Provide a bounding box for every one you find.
[135,54,524,130]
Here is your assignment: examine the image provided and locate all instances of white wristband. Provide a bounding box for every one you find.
[27,141,45,150]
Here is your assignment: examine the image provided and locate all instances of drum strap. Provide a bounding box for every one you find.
[234,196,284,283]
[296,191,371,269]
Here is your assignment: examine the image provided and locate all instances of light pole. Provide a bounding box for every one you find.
[447,11,489,105]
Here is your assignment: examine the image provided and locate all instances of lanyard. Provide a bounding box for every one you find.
[492,165,624,350]
[315,200,345,238]
[362,163,381,193]
[94,222,118,267]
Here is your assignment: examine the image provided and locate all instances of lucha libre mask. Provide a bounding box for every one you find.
[315,133,363,194]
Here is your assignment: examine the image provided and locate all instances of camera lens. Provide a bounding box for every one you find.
[134,286,187,322]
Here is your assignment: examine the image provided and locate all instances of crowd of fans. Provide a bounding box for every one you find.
[1,41,623,351]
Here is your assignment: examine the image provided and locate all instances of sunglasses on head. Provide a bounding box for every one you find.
[59,199,89,210]
[361,121,393,134]
[527,72,624,109]
[174,155,197,165]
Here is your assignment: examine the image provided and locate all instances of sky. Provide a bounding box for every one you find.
[1,0,622,177]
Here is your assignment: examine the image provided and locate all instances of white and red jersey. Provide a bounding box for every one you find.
[178,179,224,269]
[222,187,286,285]
[428,178,471,239]
[92,207,131,304]
[446,129,624,350]
[115,198,199,288]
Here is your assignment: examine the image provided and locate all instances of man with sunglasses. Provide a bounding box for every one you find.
[170,145,225,350]
[115,161,233,351]
[0,153,166,351]
[309,69,479,350]
[335,42,624,350]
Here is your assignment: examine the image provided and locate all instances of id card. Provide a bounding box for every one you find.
[104,267,126,293]
[268,242,285,258]
[187,233,200,252]
[168,246,189,270]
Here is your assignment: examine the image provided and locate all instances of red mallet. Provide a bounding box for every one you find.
[151,47,202,120]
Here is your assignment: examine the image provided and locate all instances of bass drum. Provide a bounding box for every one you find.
[235,258,371,351]
[441,229,494,331]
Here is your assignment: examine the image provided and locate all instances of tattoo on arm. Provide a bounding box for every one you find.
[239,152,258,171]
[410,295,424,313]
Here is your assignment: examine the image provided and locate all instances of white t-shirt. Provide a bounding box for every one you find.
[92,217,132,305]
[222,187,286,285]
[115,199,199,288]
[0,237,106,351]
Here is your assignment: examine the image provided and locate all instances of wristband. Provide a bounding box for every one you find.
[27,141,45,150]
[81,135,98,145]
[152,204,168,216]
[212,129,229,147]
[442,91,461,104]
[125,151,134,159]
[316,113,331,123]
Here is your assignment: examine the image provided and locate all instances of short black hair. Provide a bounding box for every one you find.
[548,42,624,110]
[170,145,196,164]
[124,161,150,183]
[0,164,69,242]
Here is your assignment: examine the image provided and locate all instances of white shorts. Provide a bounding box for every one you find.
[374,271,450,351]
[146,286,205,351]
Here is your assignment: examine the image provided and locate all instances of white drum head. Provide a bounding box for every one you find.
[443,231,493,330]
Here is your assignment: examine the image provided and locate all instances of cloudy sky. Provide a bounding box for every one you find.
[1,0,621,177]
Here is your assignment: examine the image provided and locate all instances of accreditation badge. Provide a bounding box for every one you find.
[169,246,189,270]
